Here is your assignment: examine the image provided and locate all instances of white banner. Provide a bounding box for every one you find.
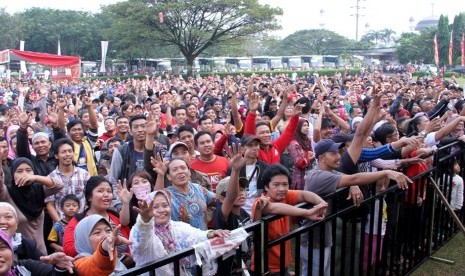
[100,41,109,73]
[19,41,27,74]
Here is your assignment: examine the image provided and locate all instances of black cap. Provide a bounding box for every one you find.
[314,139,344,158]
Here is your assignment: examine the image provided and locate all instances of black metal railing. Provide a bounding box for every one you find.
[118,141,465,276]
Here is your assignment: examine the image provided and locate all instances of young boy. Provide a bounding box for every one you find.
[451,161,464,214]
[213,148,251,275]
[48,194,80,252]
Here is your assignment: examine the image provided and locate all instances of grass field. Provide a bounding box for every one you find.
[411,233,465,276]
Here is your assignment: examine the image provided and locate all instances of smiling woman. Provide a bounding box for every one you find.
[62,176,131,266]
[130,190,230,275]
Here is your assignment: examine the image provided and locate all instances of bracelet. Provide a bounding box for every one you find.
[53,265,67,272]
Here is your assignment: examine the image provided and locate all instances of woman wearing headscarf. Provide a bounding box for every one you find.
[5,125,19,161]
[0,229,74,275]
[74,215,131,275]
[287,119,314,190]
[0,157,64,255]
[130,190,230,275]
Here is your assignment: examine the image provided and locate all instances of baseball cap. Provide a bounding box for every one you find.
[314,139,344,158]
[241,134,260,146]
[216,176,249,197]
[168,142,188,157]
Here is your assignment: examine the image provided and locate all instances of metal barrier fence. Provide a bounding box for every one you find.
[119,141,465,276]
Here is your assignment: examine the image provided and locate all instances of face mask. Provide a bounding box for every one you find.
[132,184,151,200]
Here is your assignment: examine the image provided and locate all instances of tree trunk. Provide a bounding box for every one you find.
[186,56,195,77]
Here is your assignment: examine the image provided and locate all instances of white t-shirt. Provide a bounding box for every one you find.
[243,164,259,216]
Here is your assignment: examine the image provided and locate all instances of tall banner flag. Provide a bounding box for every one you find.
[19,41,27,74]
[434,34,439,65]
[100,41,109,73]
[461,33,464,66]
[57,38,61,56]
[448,31,453,66]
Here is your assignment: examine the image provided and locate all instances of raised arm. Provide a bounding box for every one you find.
[16,112,33,159]
[228,84,243,132]
[346,91,381,164]
[220,148,247,220]
[270,89,289,130]
[83,96,98,131]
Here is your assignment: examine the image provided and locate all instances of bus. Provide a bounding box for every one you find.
[252,56,271,71]
[282,56,302,70]
[322,55,340,68]
[225,57,252,72]
[81,61,99,76]
[270,56,283,70]
[110,59,128,74]
[211,57,226,72]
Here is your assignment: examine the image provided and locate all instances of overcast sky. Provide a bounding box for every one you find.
[0,0,461,40]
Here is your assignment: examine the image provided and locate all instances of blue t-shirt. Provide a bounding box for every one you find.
[166,183,215,230]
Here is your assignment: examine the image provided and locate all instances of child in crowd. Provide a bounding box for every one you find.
[451,161,464,214]
[48,194,80,252]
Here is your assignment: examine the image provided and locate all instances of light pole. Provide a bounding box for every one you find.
[351,0,366,41]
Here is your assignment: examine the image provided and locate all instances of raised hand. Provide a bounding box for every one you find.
[82,96,92,107]
[150,155,168,176]
[228,145,247,171]
[48,109,59,128]
[146,116,159,136]
[18,112,30,129]
[57,97,67,109]
[101,224,133,261]
[133,199,155,223]
[117,179,133,204]
[40,252,75,274]
[292,103,305,116]
[248,93,260,112]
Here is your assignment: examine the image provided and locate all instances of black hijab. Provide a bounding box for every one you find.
[7,158,45,221]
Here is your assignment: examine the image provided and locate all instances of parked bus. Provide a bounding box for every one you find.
[81,61,99,76]
[282,56,302,70]
[322,55,340,68]
[225,57,252,72]
[252,57,271,71]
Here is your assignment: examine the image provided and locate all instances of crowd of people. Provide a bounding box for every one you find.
[0,68,463,275]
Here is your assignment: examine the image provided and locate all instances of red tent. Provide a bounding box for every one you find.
[0,49,80,80]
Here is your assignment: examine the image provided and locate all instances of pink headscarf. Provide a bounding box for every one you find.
[6,125,19,160]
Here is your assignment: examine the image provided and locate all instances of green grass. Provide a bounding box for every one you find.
[411,233,465,276]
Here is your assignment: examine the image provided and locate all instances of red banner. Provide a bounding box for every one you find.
[449,31,453,66]
[461,33,464,67]
[434,34,439,65]
[50,64,81,81]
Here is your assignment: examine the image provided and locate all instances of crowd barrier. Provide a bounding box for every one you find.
[119,141,465,276]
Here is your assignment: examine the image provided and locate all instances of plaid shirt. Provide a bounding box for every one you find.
[46,166,90,218]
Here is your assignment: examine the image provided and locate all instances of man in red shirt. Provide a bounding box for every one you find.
[244,93,304,164]
[190,131,229,192]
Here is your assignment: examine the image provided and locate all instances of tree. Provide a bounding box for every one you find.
[103,0,282,76]
[361,30,383,44]
[437,14,451,66]
[270,29,353,56]
[396,29,436,64]
[379,28,396,44]
[452,13,465,65]
[17,8,105,60]
[0,8,24,50]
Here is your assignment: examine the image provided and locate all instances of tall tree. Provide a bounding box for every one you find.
[103,0,282,76]
[437,14,451,66]
[0,8,24,50]
[452,13,465,65]
[361,30,383,45]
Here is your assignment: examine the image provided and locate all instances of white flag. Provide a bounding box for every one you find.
[57,38,61,56]
[19,41,27,74]
[100,41,109,73]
